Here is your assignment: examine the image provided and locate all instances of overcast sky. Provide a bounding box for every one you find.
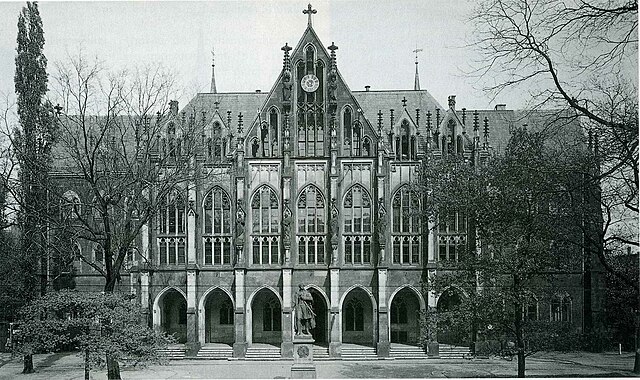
[0,1,520,111]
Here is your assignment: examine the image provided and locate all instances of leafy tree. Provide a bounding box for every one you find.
[421,128,588,377]
[13,1,57,373]
[472,1,639,370]
[14,290,173,379]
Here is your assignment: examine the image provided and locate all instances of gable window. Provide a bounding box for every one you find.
[158,188,187,265]
[296,45,325,157]
[395,120,416,160]
[392,186,421,264]
[259,108,279,157]
[343,185,372,265]
[203,187,232,265]
[251,186,280,265]
[297,185,325,265]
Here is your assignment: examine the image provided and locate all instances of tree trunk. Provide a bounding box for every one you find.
[517,350,526,378]
[633,349,640,374]
[106,354,121,380]
[85,349,90,380]
[22,354,33,374]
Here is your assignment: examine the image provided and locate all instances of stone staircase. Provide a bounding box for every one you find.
[158,344,186,360]
[245,343,281,360]
[438,344,471,359]
[390,343,428,359]
[340,343,377,360]
[313,344,330,360]
[196,343,233,359]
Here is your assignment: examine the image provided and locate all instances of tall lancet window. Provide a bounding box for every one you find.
[296,45,325,157]
[343,106,352,152]
[260,108,279,157]
[396,119,415,160]
[297,185,325,265]
[392,186,421,265]
[209,121,223,160]
[158,188,187,265]
[251,185,280,265]
[343,185,372,265]
[203,187,232,265]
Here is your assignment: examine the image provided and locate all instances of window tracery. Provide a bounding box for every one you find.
[251,186,280,265]
[203,187,232,265]
[392,186,421,264]
[158,188,187,265]
[343,185,372,265]
[297,185,325,264]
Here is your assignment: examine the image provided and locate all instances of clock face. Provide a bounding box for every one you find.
[301,74,320,93]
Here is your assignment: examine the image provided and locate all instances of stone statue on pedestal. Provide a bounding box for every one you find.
[294,284,316,335]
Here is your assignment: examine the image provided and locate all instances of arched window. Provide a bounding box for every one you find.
[251,138,260,158]
[392,186,421,265]
[203,187,232,265]
[343,106,352,150]
[61,191,81,220]
[551,294,572,322]
[400,120,410,159]
[391,298,408,324]
[158,188,187,265]
[363,137,372,157]
[437,211,467,262]
[212,121,223,159]
[343,185,372,265]
[219,300,234,325]
[297,185,325,265]
[268,108,279,156]
[262,298,281,331]
[345,299,364,331]
[251,186,280,265]
[447,119,456,154]
[352,121,362,156]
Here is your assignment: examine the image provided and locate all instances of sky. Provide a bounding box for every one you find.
[0,1,519,112]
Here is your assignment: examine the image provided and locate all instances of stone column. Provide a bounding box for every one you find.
[377,268,390,357]
[426,269,439,357]
[140,271,150,326]
[282,268,293,358]
[428,220,436,262]
[233,268,247,357]
[329,267,341,357]
[187,184,197,264]
[186,269,199,356]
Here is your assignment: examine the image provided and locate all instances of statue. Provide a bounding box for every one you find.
[294,284,316,336]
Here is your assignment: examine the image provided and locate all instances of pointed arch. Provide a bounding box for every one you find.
[339,285,377,345]
[198,286,235,344]
[246,286,283,345]
[152,286,187,328]
[388,285,426,344]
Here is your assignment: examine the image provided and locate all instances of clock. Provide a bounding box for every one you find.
[301,74,320,93]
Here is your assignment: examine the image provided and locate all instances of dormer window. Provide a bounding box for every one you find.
[395,119,416,160]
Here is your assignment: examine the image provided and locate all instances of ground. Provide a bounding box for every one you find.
[0,351,635,379]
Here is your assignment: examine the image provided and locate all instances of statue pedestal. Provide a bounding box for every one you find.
[291,334,316,379]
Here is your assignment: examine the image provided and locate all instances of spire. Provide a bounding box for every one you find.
[413,48,423,91]
[210,48,217,93]
[303,3,317,27]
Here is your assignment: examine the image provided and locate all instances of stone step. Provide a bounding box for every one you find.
[157,346,186,360]
[196,347,233,359]
[340,346,377,360]
[313,346,330,360]
[245,346,281,360]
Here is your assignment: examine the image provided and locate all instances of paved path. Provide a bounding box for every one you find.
[0,351,635,379]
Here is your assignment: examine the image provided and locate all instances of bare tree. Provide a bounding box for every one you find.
[473,0,639,371]
[45,52,206,380]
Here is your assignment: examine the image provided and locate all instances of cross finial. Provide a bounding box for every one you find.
[281,43,292,53]
[214,100,220,110]
[402,97,407,107]
[413,48,423,64]
[303,3,317,27]
[211,48,215,66]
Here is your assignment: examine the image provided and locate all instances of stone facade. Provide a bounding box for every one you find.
[63,14,602,359]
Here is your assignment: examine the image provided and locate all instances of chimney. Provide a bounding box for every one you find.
[494,104,506,111]
[365,85,370,92]
[169,100,179,116]
[448,95,456,110]
[255,89,262,93]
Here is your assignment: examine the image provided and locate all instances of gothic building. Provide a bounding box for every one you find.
[64,5,602,359]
